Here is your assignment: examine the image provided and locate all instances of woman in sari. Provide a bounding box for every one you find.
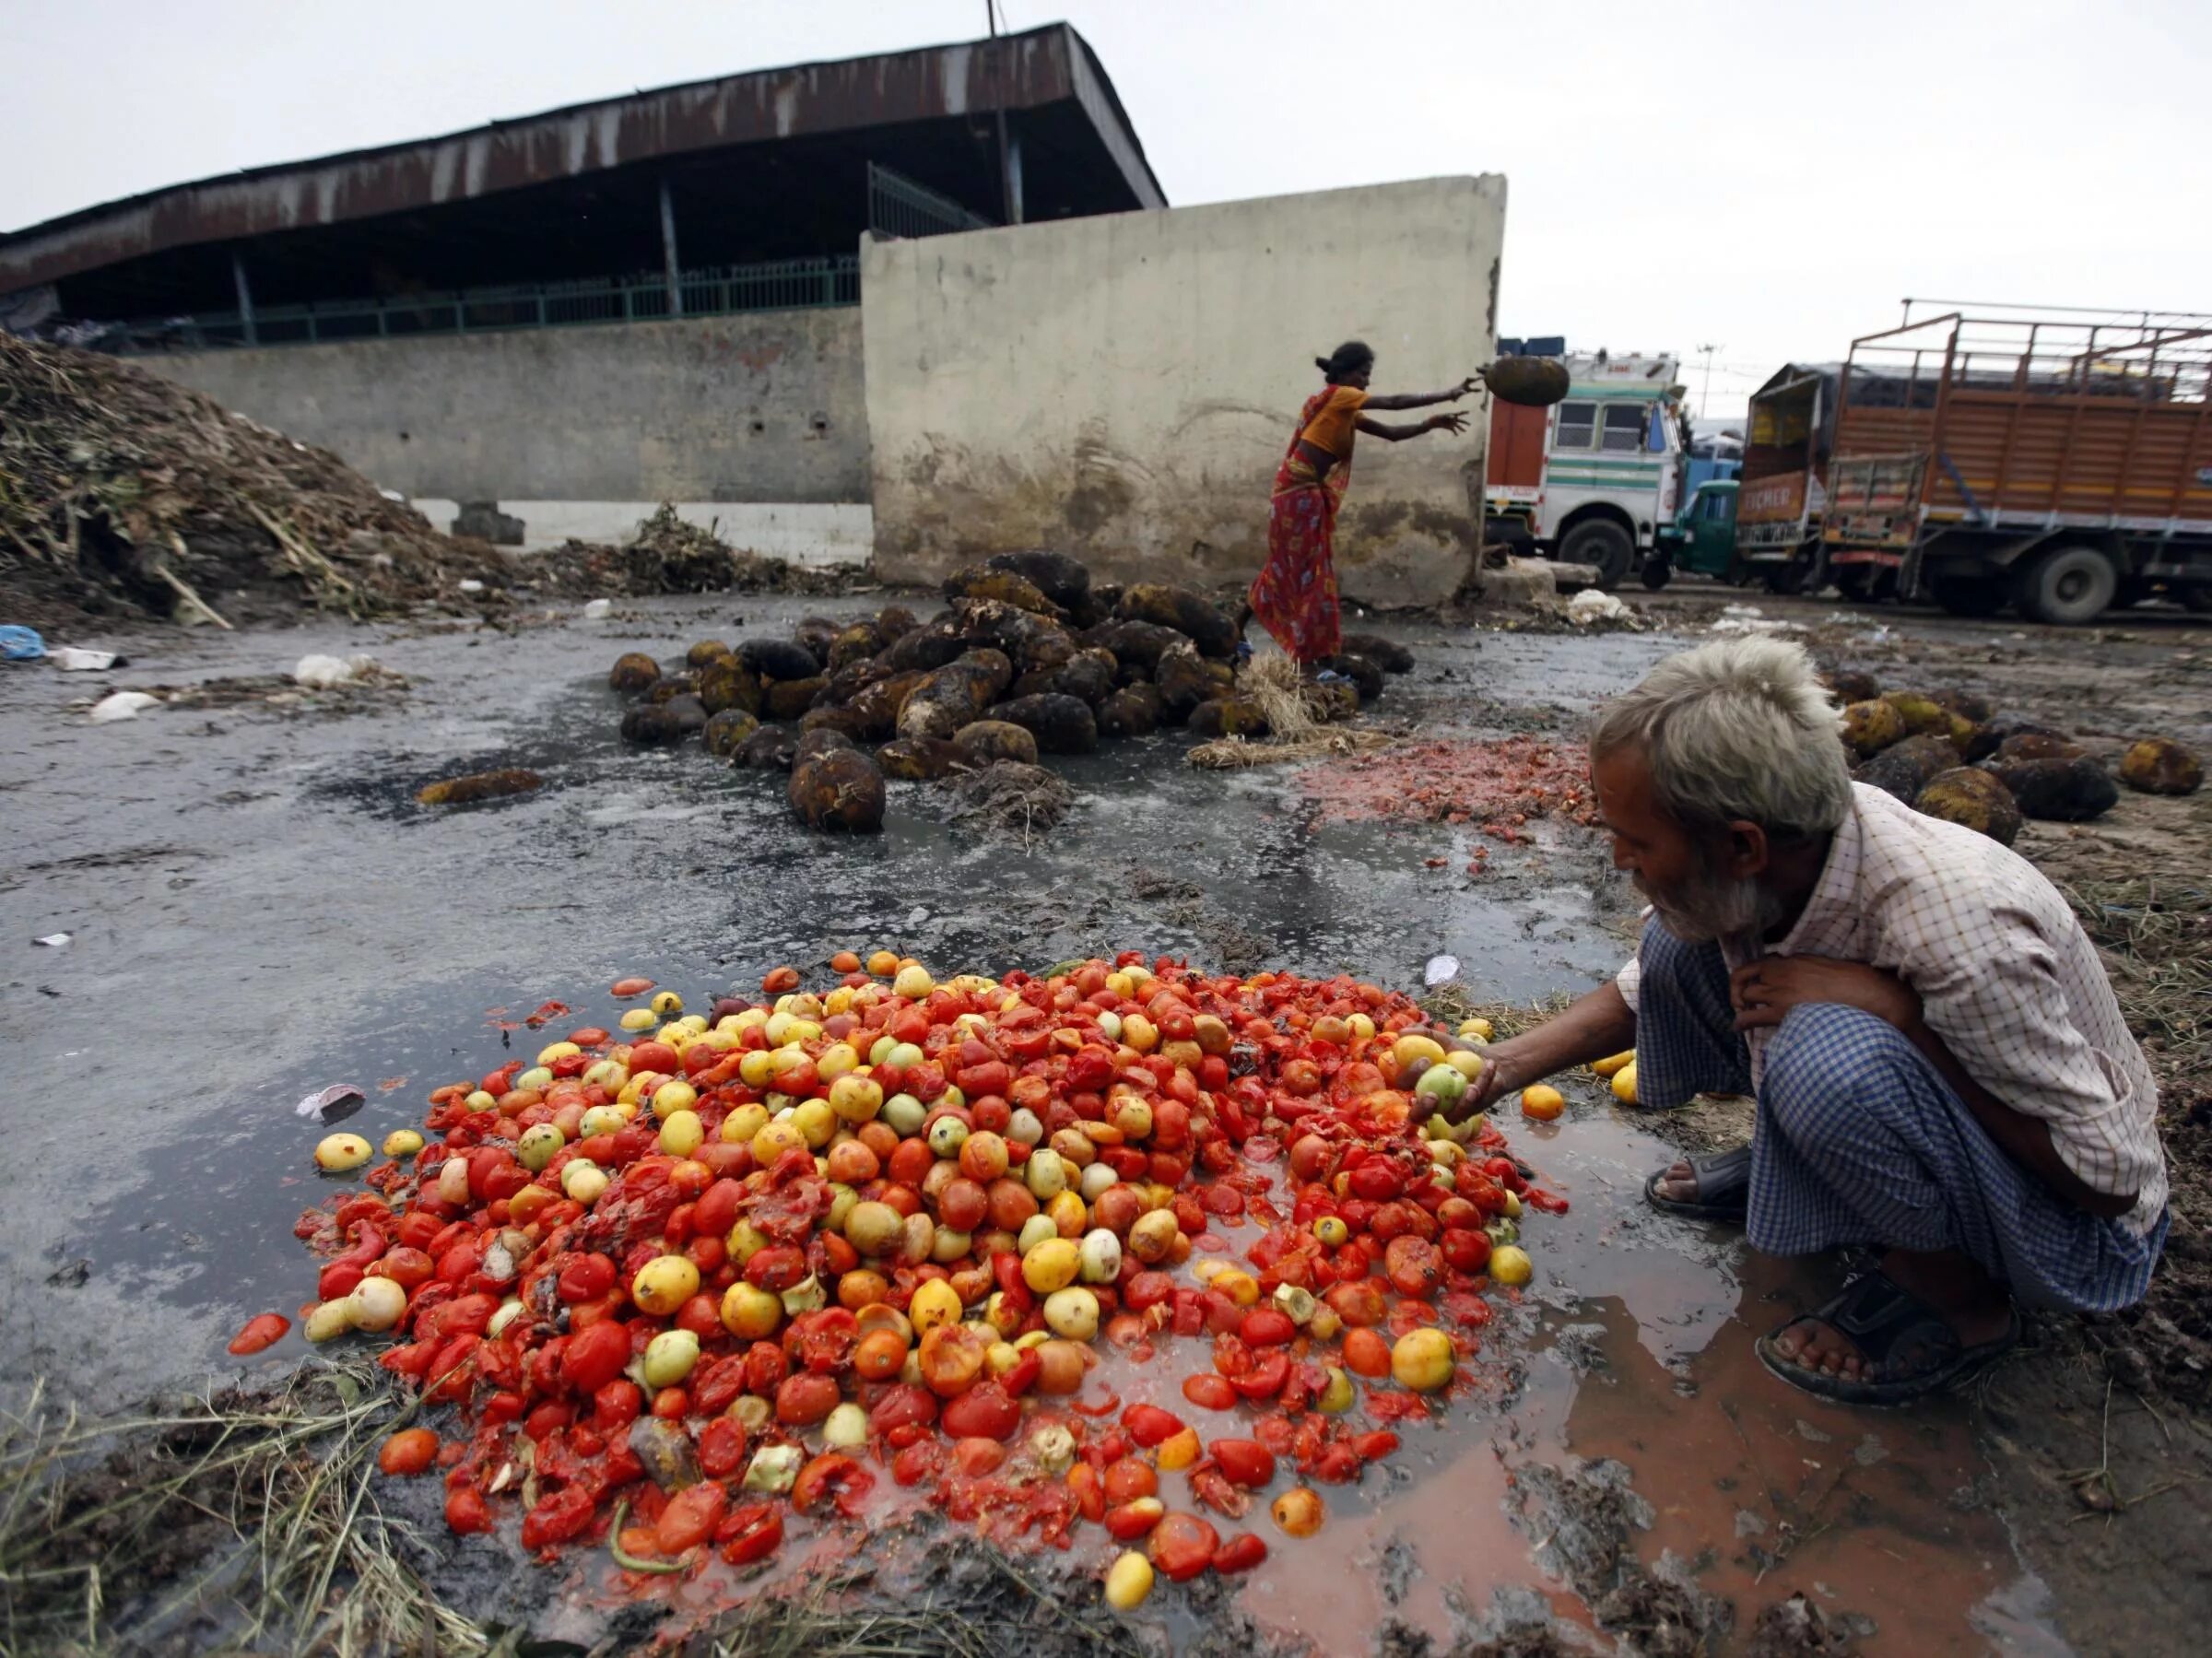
[1245,341,1477,672]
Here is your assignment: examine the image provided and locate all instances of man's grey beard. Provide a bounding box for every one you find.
[1636,858,1787,946]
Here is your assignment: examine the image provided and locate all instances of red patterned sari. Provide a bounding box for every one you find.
[1249,385,1355,665]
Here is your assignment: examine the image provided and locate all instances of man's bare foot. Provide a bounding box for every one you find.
[1768,1250,2012,1381]
[1652,1159,1699,1204]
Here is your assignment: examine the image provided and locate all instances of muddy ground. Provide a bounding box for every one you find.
[1,580,2207,1654]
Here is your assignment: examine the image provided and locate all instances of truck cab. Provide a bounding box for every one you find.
[1645,478,1739,588]
[1485,348,1686,590]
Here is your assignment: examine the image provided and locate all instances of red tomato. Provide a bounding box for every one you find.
[1441,1228,1492,1273]
[1124,1271,1176,1312]
[376,1428,439,1476]
[557,1253,617,1303]
[893,1439,947,1487]
[227,1312,290,1356]
[775,1372,841,1428]
[952,1437,1007,1476]
[939,1381,1021,1441]
[692,1178,743,1239]
[717,1502,784,1565]
[1102,1457,1159,1502]
[562,1320,630,1397]
[1240,1308,1296,1347]
[519,1486,596,1552]
[1210,1439,1276,1488]
[1384,1236,1444,1299]
[655,1481,728,1553]
[1182,1373,1240,1411]
[1105,1497,1167,1541]
[1213,1533,1268,1574]
[1123,1404,1187,1448]
[1324,1280,1388,1328]
[698,1417,747,1479]
[1348,1160,1406,1201]
[444,1487,491,1535]
[792,1453,875,1517]
[1231,1352,1290,1400]
[867,1383,940,1435]
[1147,1511,1221,1582]
[591,1380,642,1433]
[1342,1327,1394,1379]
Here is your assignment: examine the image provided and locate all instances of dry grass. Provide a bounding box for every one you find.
[689,1541,1148,1658]
[1187,653,1397,770]
[2065,876,2212,1084]
[0,1360,480,1658]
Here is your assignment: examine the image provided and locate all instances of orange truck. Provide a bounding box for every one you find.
[1816,306,2212,622]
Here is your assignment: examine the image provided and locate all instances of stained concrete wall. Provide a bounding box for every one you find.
[143,309,870,508]
[861,176,1504,605]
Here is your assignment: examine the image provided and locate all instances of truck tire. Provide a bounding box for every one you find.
[1559,519,1633,591]
[1762,541,1827,596]
[2011,544,2119,626]
[1929,574,2007,617]
[2184,587,2212,615]
[1640,557,1673,591]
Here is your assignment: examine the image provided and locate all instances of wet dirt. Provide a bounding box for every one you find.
[3,591,2208,1652]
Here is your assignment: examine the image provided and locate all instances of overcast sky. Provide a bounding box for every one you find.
[5,0,2208,416]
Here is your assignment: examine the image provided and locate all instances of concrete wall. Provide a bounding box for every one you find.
[410,499,872,564]
[861,176,1505,605]
[143,308,870,507]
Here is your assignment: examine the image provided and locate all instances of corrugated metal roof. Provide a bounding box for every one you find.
[0,23,1164,294]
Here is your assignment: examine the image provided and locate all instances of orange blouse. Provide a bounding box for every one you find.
[1298,385,1369,459]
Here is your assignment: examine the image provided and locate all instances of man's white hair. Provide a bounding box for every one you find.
[1590,636,1852,839]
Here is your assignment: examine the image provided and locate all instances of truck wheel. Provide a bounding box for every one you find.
[1929,575,2007,617]
[1762,542,1827,596]
[2183,587,2212,615]
[1640,558,1673,591]
[2011,544,2119,626]
[1559,520,1633,591]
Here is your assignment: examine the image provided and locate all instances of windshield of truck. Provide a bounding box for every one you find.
[1600,405,1645,452]
[1553,401,1596,449]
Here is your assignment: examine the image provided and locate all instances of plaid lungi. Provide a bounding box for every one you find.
[1631,918,2165,1313]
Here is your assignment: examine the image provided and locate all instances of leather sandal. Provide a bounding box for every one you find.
[1642,1143,1750,1223]
[1756,1271,2020,1406]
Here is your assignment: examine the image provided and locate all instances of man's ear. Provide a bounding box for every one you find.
[1724,818,1771,880]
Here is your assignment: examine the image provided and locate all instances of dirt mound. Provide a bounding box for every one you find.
[0,333,508,629]
[525,505,870,599]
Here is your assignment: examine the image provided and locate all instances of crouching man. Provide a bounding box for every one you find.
[1457,637,2166,1405]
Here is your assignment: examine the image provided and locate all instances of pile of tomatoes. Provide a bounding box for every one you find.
[282,952,1558,1607]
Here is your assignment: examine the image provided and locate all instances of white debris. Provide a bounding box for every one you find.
[1567,589,1631,625]
[1707,604,1806,638]
[293,653,382,689]
[459,579,486,594]
[51,648,121,671]
[34,933,72,947]
[583,598,613,620]
[89,691,161,723]
[1424,954,1461,987]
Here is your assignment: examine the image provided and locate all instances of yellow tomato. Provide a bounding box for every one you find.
[631,1255,700,1316]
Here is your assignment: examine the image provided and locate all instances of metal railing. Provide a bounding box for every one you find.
[107,255,859,353]
[866,161,994,241]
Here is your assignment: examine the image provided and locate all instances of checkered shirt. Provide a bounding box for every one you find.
[1617,782,2166,1233]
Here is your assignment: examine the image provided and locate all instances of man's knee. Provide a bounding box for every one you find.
[1761,1003,1923,1147]
[1636,916,1725,1000]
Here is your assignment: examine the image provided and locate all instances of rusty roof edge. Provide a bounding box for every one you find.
[1063,28,1167,210]
[2,21,1159,291]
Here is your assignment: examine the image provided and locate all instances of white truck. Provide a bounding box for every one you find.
[1484,350,1685,589]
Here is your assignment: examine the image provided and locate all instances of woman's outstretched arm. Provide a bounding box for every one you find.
[1364,376,1479,412]
[1355,411,1469,442]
